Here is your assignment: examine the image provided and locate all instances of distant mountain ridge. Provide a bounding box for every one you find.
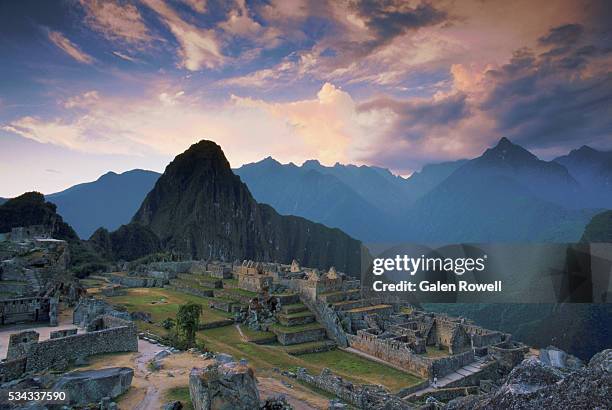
[46,169,160,239]
[403,138,597,243]
[23,138,612,245]
[554,145,612,208]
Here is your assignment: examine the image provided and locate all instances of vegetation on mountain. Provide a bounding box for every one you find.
[132,140,363,274]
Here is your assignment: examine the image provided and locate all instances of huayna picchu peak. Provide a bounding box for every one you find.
[131,139,363,274]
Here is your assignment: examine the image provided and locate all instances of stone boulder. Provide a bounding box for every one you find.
[163,401,183,410]
[52,367,133,406]
[445,349,612,410]
[539,346,584,371]
[589,349,612,373]
[189,359,260,410]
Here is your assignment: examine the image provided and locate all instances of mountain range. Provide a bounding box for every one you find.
[237,137,610,243]
[3,137,604,244]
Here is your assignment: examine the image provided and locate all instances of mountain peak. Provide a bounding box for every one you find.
[302,159,322,168]
[482,137,538,164]
[183,139,225,159]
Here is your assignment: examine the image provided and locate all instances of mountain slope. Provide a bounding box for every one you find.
[235,158,395,242]
[47,169,160,239]
[0,192,79,241]
[554,146,612,208]
[581,210,612,243]
[404,138,596,242]
[301,160,411,215]
[132,140,363,274]
[403,159,468,200]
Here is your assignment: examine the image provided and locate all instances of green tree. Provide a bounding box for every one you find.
[176,302,202,348]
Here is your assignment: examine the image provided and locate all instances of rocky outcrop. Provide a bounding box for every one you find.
[539,345,583,370]
[131,140,363,275]
[52,367,133,406]
[73,298,131,327]
[445,349,612,409]
[89,223,161,261]
[0,192,78,241]
[189,356,260,410]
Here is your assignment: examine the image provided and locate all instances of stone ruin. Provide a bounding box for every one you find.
[0,300,138,383]
[0,295,58,326]
[296,367,412,409]
[345,309,522,380]
[189,354,295,410]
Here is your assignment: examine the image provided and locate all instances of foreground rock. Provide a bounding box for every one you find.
[189,356,260,410]
[445,349,612,409]
[52,367,133,406]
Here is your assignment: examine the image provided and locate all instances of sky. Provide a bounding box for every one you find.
[0,0,611,197]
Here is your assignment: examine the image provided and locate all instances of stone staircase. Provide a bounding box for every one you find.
[270,293,337,354]
[402,357,489,401]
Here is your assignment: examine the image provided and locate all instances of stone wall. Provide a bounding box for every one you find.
[0,297,51,325]
[25,316,138,372]
[347,332,432,377]
[73,298,131,327]
[301,296,349,347]
[295,367,412,409]
[0,357,26,382]
[108,273,166,288]
[50,328,77,339]
[6,330,39,360]
[431,350,474,378]
[489,341,529,372]
[237,274,272,292]
[1,315,138,381]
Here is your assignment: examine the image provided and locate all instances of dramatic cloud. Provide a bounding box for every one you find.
[349,0,448,48]
[180,0,207,13]
[48,31,94,64]
[479,25,612,150]
[79,0,153,46]
[538,23,584,46]
[2,84,390,170]
[143,0,224,70]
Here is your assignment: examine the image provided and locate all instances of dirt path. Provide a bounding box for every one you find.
[235,323,247,341]
[86,338,328,409]
[258,377,327,410]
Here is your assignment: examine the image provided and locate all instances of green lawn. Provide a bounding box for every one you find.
[101,288,233,324]
[270,322,323,334]
[197,326,422,393]
[164,386,193,410]
[425,345,449,358]
[297,350,423,392]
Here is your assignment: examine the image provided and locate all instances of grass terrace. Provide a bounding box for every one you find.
[101,288,233,325]
[100,287,425,393]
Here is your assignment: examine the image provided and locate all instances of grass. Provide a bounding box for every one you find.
[297,350,423,392]
[282,310,314,319]
[197,326,422,393]
[270,322,323,334]
[101,288,233,324]
[425,346,449,358]
[164,386,193,410]
[346,304,392,313]
[238,326,276,343]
